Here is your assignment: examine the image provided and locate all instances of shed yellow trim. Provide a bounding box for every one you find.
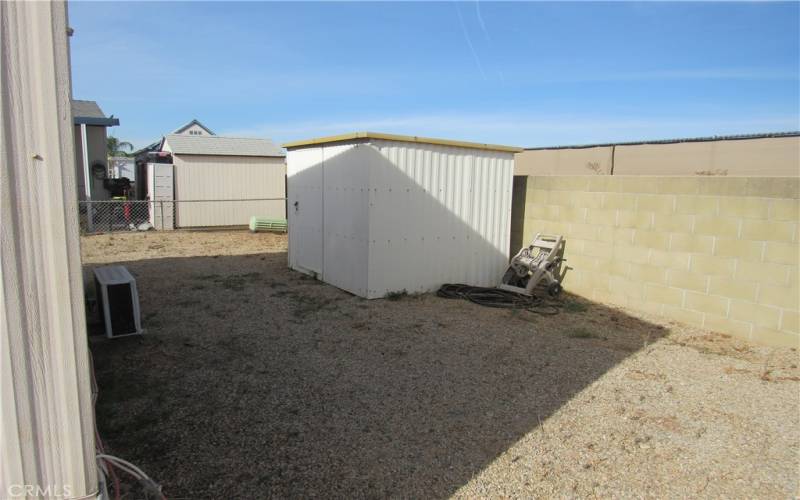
[282,131,523,153]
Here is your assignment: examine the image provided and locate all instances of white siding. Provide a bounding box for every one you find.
[173,154,286,227]
[1,1,98,498]
[180,123,210,136]
[286,139,514,299]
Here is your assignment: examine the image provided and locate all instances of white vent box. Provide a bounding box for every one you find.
[93,265,143,338]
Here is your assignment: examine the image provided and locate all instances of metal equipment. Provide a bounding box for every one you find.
[93,265,143,338]
[499,233,566,297]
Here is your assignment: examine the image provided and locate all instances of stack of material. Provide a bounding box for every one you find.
[249,216,287,233]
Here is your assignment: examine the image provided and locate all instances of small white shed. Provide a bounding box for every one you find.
[283,132,521,299]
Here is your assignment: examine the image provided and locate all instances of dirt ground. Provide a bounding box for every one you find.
[82,230,799,499]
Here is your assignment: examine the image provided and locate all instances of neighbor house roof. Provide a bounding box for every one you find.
[133,119,217,156]
[282,132,522,153]
[71,100,119,127]
[524,131,800,151]
[162,134,285,157]
[172,119,215,135]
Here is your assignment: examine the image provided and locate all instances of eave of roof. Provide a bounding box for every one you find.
[282,132,523,153]
[71,99,118,127]
[73,116,120,127]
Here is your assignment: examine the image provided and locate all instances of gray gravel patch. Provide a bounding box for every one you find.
[82,231,800,499]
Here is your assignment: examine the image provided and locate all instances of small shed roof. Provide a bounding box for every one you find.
[282,132,523,153]
[71,100,119,126]
[163,134,285,157]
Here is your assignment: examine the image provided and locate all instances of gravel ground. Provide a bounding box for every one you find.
[82,230,799,499]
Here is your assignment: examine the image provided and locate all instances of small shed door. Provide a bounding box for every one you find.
[287,148,323,276]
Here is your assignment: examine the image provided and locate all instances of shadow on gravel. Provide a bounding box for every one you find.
[87,250,667,499]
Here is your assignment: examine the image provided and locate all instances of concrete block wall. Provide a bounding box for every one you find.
[519,176,800,347]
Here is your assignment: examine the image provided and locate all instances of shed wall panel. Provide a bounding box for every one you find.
[173,154,285,227]
[367,140,513,298]
[321,144,370,296]
[287,147,324,274]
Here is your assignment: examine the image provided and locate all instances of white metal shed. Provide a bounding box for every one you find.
[283,132,521,299]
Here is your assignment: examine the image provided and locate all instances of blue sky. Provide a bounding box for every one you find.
[69,1,800,149]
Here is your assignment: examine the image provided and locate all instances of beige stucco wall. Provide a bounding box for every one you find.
[516,146,614,176]
[614,137,800,176]
[73,124,110,200]
[515,136,800,177]
[173,154,286,227]
[517,176,799,347]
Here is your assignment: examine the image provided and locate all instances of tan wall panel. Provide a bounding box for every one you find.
[614,137,800,176]
[515,146,613,176]
[515,136,800,177]
[515,175,800,347]
[174,154,286,227]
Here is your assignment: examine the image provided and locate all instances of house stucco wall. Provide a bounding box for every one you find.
[73,124,110,200]
[517,176,799,347]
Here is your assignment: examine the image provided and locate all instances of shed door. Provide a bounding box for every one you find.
[287,148,323,275]
[147,163,174,230]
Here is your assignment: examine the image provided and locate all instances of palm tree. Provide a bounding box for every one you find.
[107,136,134,157]
[106,136,135,181]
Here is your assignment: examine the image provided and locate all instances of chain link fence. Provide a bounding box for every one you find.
[79,198,286,234]
[79,200,164,234]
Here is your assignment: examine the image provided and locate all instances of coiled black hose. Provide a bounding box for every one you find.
[436,284,561,316]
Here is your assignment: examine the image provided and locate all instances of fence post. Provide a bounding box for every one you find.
[86,202,94,233]
[160,200,164,230]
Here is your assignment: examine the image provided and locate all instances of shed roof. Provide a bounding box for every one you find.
[71,100,119,126]
[282,132,523,153]
[163,134,285,157]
